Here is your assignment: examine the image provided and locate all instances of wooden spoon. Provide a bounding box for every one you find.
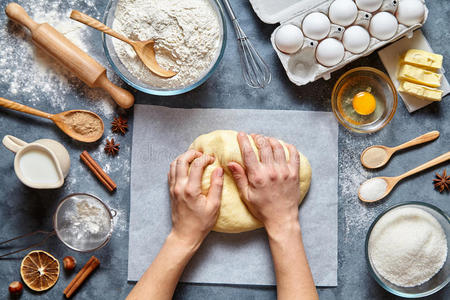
[70,10,177,78]
[358,151,450,202]
[0,97,104,143]
[361,131,440,169]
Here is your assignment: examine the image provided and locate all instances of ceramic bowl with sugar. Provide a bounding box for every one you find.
[102,0,227,96]
[365,202,450,298]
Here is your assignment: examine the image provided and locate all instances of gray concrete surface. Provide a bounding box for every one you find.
[0,0,448,299]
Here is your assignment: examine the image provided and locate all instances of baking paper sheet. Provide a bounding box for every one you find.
[378,30,450,113]
[128,105,338,286]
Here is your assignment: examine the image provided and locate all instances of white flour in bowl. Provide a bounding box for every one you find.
[112,0,221,89]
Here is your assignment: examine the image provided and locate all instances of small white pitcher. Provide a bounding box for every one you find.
[2,135,70,189]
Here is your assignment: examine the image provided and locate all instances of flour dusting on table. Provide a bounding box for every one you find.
[112,0,221,88]
[0,1,118,117]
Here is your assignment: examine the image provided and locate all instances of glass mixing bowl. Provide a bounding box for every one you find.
[331,67,397,133]
[365,202,450,298]
[102,0,227,96]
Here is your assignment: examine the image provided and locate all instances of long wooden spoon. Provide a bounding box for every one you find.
[361,131,440,169]
[70,10,177,78]
[0,97,104,143]
[358,151,450,202]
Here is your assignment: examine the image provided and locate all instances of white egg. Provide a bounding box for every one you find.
[302,12,331,40]
[275,24,304,54]
[316,38,345,66]
[343,26,370,53]
[329,0,358,26]
[369,12,398,40]
[355,0,383,12]
[396,0,425,26]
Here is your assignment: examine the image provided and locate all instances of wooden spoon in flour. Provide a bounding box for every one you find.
[70,10,177,78]
[0,97,104,143]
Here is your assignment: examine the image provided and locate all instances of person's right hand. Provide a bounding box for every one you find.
[168,150,224,248]
[227,132,301,234]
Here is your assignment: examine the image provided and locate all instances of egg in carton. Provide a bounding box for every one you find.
[249,0,428,86]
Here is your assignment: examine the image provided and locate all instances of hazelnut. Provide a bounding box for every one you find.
[8,281,23,295]
[63,256,76,271]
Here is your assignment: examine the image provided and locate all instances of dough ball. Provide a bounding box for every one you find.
[189,130,312,233]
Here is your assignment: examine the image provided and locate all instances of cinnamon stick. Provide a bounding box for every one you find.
[80,151,117,191]
[64,256,100,298]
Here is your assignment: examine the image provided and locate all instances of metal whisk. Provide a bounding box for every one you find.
[222,0,271,88]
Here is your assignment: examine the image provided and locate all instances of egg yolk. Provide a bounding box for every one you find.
[352,91,376,115]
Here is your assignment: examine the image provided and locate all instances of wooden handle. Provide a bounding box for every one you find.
[94,73,134,109]
[6,4,109,88]
[5,2,39,31]
[398,151,450,181]
[393,131,440,152]
[70,10,131,44]
[0,97,53,119]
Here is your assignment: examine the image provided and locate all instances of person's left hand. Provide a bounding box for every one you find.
[168,150,224,247]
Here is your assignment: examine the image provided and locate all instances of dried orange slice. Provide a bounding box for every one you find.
[20,250,60,291]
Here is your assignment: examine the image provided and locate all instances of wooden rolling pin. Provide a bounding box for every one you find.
[5,3,134,109]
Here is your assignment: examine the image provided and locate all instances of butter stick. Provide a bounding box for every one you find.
[398,64,442,88]
[398,81,443,101]
[403,49,443,70]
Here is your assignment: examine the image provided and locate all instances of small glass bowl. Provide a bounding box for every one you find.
[331,67,397,133]
[102,0,227,96]
[365,202,450,298]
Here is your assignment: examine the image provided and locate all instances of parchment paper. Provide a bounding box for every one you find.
[128,105,338,286]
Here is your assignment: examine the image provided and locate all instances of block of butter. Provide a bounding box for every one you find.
[398,64,442,88]
[403,49,443,70]
[398,80,443,101]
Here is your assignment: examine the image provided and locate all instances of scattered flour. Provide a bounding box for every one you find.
[0,1,118,117]
[73,200,110,235]
[112,0,221,88]
[339,136,377,242]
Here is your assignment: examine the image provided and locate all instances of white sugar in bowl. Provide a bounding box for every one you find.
[302,12,331,40]
[329,0,358,26]
[369,12,398,40]
[316,38,345,67]
[343,26,370,54]
[396,0,425,26]
[275,24,304,54]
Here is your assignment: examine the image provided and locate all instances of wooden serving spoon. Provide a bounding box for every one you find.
[358,151,450,202]
[0,97,104,143]
[361,131,440,169]
[70,10,177,78]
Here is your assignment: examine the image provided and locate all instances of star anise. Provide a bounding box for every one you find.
[433,169,449,193]
[111,116,128,135]
[104,138,120,156]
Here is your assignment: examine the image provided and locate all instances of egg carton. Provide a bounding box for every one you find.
[248,0,428,86]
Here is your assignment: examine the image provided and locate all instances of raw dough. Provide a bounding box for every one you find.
[189,130,312,233]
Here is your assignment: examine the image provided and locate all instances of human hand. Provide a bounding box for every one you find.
[168,150,224,248]
[228,133,301,235]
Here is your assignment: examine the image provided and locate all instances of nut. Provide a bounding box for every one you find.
[9,281,23,295]
[63,256,76,271]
